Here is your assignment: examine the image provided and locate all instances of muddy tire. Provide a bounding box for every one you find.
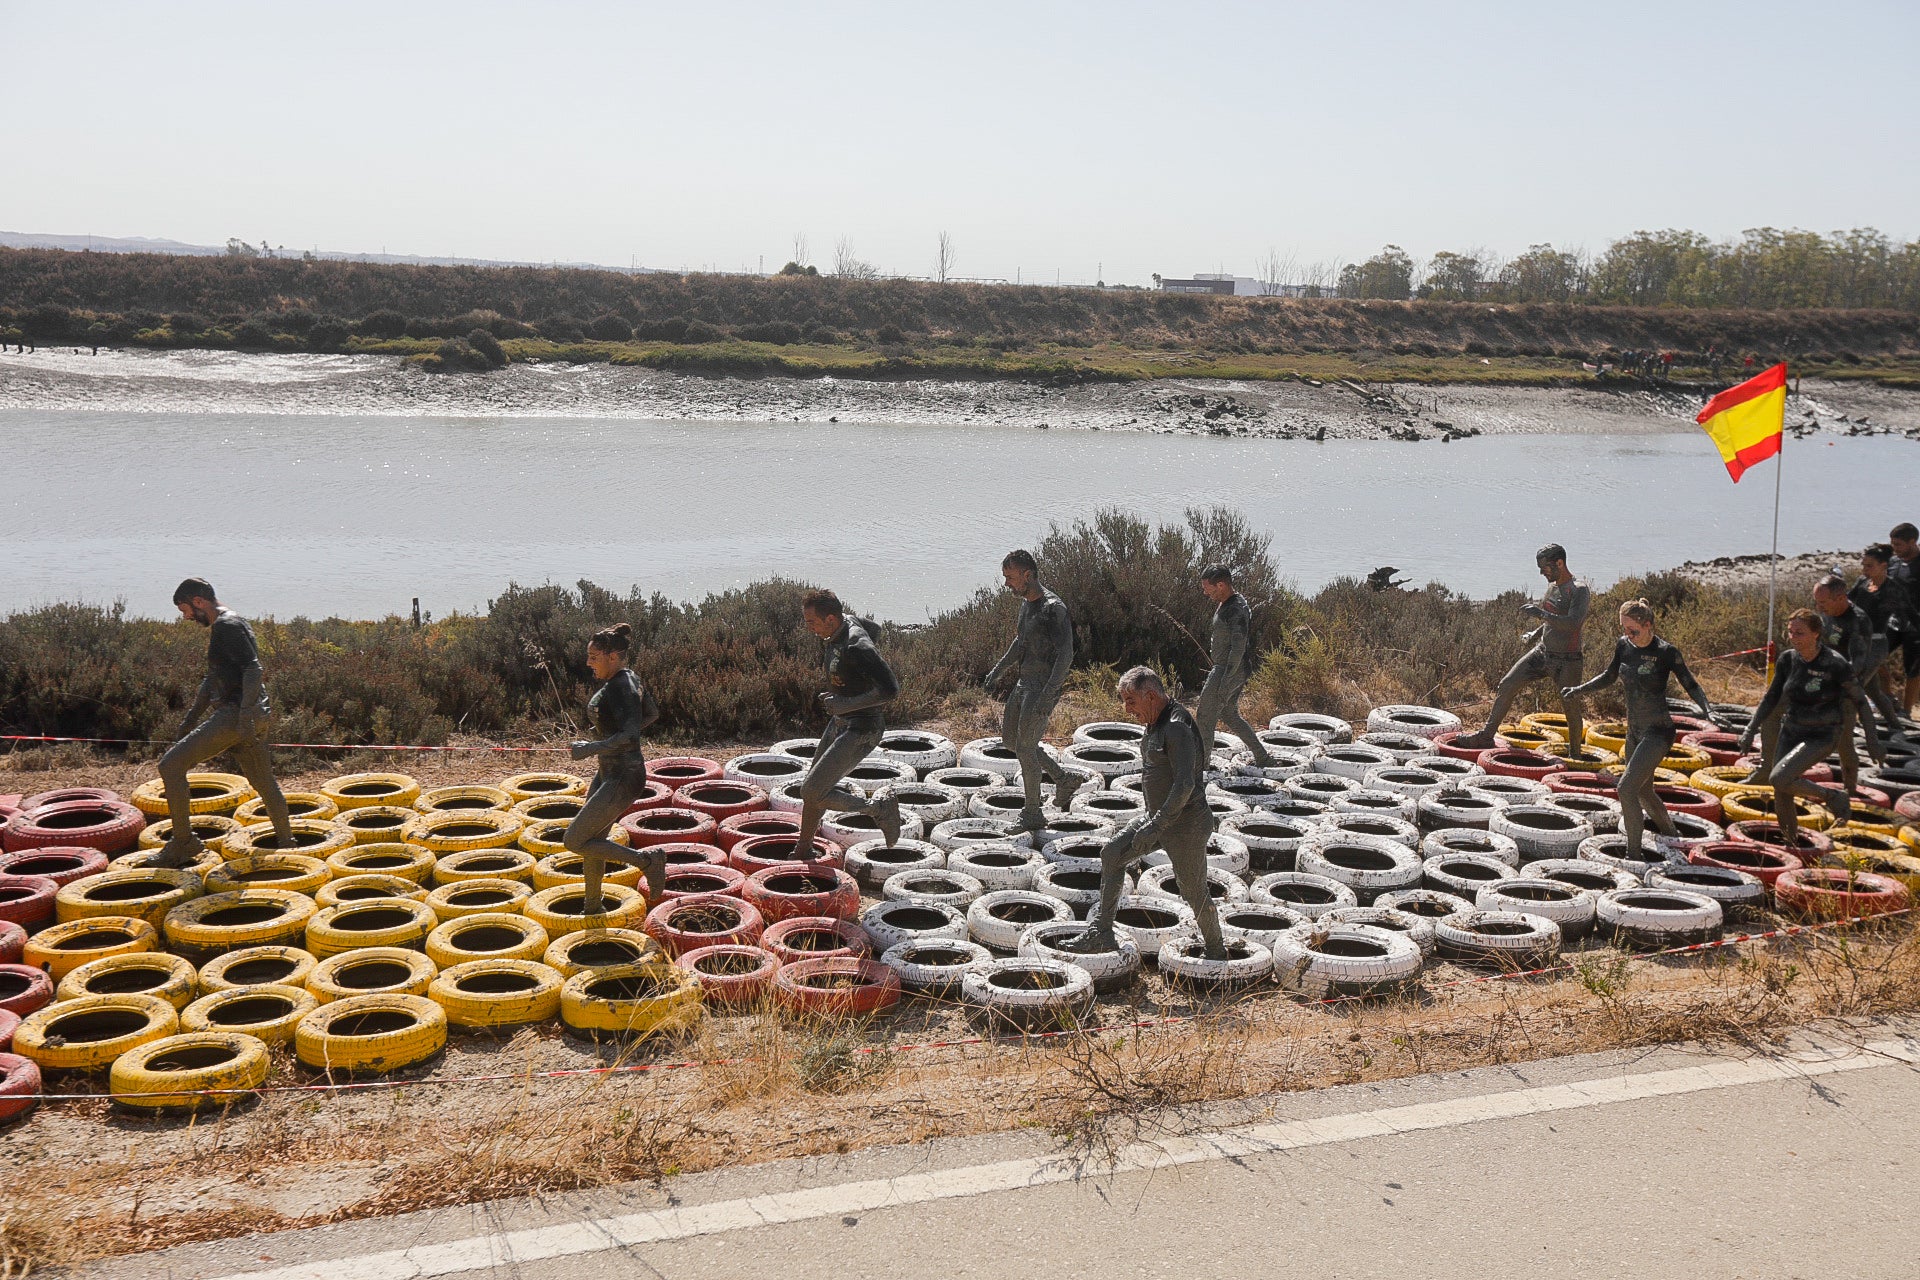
[961,957,1093,1032]
[1595,887,1723,948]
[1248,871,1356,918]
[1270,921,1420,998]
[1018,921,1140,993]
[1433,910,1561,969]
[860,898,968,953]
[1474,878,1596,940]
[844,838,944,891]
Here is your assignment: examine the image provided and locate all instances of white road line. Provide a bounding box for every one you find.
[210,1038,1920,1280]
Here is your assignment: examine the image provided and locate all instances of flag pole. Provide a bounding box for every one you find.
[1764,379,1787,677]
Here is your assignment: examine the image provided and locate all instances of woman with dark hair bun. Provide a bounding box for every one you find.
[565,622,662,910]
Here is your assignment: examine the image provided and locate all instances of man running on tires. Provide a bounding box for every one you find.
[984,549,1091,833]
[1455,544,1590,752]
[153,577,293,867]
[1196,565,1275,769]
[792,589,903,854]
[1066,666,1226,960]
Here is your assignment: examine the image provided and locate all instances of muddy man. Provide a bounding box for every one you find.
[1066,666,1226,960]
[153,577,293,867]
[567,622,664,913]
[1455,544,1590,752]
[792,589,903,854]
[984,549,1091,832]
[1196,565,1274,768]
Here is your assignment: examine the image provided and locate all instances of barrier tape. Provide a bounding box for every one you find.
[15,903,1911,1104]
[1703,645,1771,663]
[0,734,570,754]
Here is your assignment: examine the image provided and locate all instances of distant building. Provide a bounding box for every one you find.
[1156,275,1238,295]
[1154,273,1312,297]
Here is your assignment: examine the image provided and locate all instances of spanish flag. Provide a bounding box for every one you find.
[1696,362,1786,482]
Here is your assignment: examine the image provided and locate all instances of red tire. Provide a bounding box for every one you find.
[643,893,765,956]
[21,786,120,811]
[0,965,53,1018]
[1428,731,1485,762]
[661,864,747,901]
[675,944,780,1007]
[617,806,717,849]
[1543,770,1618,797]
[1847,785,1893,811]
[0,877,57,931]
[619,780,676,816]
[0,1052,40,1125]
[1774,867,1911,919]
[741,863,861,924]
[0,1008,16,1053]
[0,847,110,890]
[1476,749,1560,781]
[1737,754,1834,785]
[716,810,801,852]
[1680,730,1744,767]
[1689,840,1801,889]
[3,800,146,856]
[672,779,768,824]
[0,921,22,965]
[1726,820,1833,860]
[655,841,728,868]
[728,833,842,875]
[646,756,724,788]
[774,957,900,1017]
[1651,785,1721,824]
[1898,792,1920,825]
[762,915,872,966]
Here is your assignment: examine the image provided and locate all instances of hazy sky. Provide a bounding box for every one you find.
[4,1,1914,284]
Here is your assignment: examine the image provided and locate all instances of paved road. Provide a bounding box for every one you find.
[89,1023,1920,1280]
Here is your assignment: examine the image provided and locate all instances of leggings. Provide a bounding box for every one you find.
[1196,675,1272,767]
[1858,635,1906,738]
[1616,725,1677,860]
[1766,727,1847,838]
[158,707,291,845]
[565,765,661,902]
[1091,815,1223,955]
[1474,647,1585,747]
[793,717,884,848]
[1002,682,1074,816]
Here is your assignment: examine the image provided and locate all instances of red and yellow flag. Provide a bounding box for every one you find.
[1696,362,1786,482]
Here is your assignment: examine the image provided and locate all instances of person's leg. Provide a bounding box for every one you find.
[1617,728,1660,861]
[1551,655,1586,759]
[1745,705,1783,784]
[1216,681,1274,768]
[564,770,662,910]
[793,720,889,850]
[1193,681,1226,763]
[1859,637,1906,740]
[1769,733,1847,835]
[1459,648,1548,746]
[1835,704,1860,795]
[226,732,293,846]
[1902,638,1920,716]
[1067,820,1142,951]
[154,708,245,865]
[1162,824,1226,959]
[1006,686,1084,826]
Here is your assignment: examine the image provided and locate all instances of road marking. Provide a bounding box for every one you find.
[209,1038,1919,1280]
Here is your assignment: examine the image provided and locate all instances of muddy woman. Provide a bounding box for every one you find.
[984,549,1091,832]
[566,622,664,912]
[1455,543,1590,752]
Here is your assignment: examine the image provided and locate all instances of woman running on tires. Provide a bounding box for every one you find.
[1561,600,1720,865]
[1736,608,1884,841]
[1850,544,1914,745]
[566,623,662,912]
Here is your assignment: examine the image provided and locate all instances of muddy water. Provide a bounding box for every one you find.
[4,404,1912,621]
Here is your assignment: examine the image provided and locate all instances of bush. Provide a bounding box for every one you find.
[585,314,633,342]
[633,317,689,342]
[466,328,507,368]
[683,319,725,343]
[537,314,583,341]
[307,317,351,352]
[232,319,276,348]
[22,304,72,340]
[736,320,802,344]
[358,310,407,339]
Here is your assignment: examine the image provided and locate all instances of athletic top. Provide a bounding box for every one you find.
[1207,592,1257,686]
[1535,578,1590,657]
[1820,600,1873,670]
[205,610,267,709]
[1747,646,1874,737]
[586,668,658,769]
[1568,635,1710,733]
[988,587,1074,698]
[1849,578,1908,638]
[821,618,898,731]
[1137,701,1209,836]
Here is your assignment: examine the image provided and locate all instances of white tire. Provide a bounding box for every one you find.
[1356,732,1433,764]
[1270,921,1420,998]
[1071,790,1145,822]
[1108,893,1195,961]
[1287,773,1362,804]
[1136,863,1248,906]
[1269,713,1352,745]
[1433,909,1561,968]
[968,785,1040,823]
[767,779,862,814]
[1297,829,1423,903]
[1406,754,1484,785]
[1576,833,1660,879]
[1158,934,1273,989]
[1220,811,1318,873]
[1422,851,1516,900]
[1648,864,1764,908]
[1324,904,1437,957]
[769,737,821,761]
[1062,740,1142,781]
[929,816,1018,854]
[1542,792,1622,835]
[1071,721,1145,748]
[1313,742,1398,781]
[1362,765,1448,801]
[722,753,809,789]
[1595,887,1723,948]
[1217,900,1309,951]
[875,730,957,776]
[1037,832,1111,867]
[1651,813,1725,858]
[1475,878,1597,939]
[1375,887,1475,923]
[1138,831,1251,878]
[958,736,1022,779]
[961,957,1094,1032]
[848,757,918,790]
[1018,921,1140,993]
[1248,871,1357,918]
[882,937,991,994]
[966,889,1072,952]
[881,867,985,909]
[1237,748,1318,784]
[1032,861,1125,917]
[1468,777,1549,805]
[1418,788,1507,831]
[888,781,969,827]
[1208,774,1289,808]
[1530,857,1640,894]
[1256,727,1325,757]
[1419,827,1520,867]
[1012,814,1117,851]
[924,767,1002,800]
[862,899,968,954]
[844,838,944,891]
[1330,788,1417,824]
[1365,705,1462,740]
[947,843,1046,892]
[822,809,924,853]
[1319,810,1421,847]
[1489,805,1593,863]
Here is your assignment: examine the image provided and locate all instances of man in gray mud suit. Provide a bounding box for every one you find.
[1196,565,1275,768]
[793,589,903,853]
[1455,544,1590,751]
[984,549,1091,832]
[152,578,293,867]
[1067,666,1227,960]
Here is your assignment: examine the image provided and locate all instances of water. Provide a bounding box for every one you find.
[2,407,1909,621]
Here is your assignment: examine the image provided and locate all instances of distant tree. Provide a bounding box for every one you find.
[777,261,819,276]
[1420,251,1484,300]
[833,236,878,280]
[232,319,275,348]
[357,309,407,339]
[585,313,633,342]
[537,314,583,341]
[224,238,260,258]
[1337,246,1415,299]
[792,232,810,270]
[683,320,725,343]
[23,303,73,340]
[936,231,957,284]
[307,317,350,352]
[1257,248,1297,296]
[1500,243,1587,303]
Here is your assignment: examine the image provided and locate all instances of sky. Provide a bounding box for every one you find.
[3,0,1915,285]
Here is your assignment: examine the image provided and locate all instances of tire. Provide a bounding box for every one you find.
[1433,910,1562,969]
[532,852,642,892]
[164,889,316,957]
[221,819,356,864]
[1420,827,1520,866]
[320,772,423,812]
[336,805,419,846]
[723,753,810,790]
[1034,832,1110,868]
[496,772,586,805]
[643,893,765,956]
[14,992,178,1072]
[1248,871,1357,918]
[1469,776,1550,806]
[1207,776,1288,812]
[0,875,57,930]
[541,927,663,978]
[861,899,968,953]
[428,958,563,1029]
[1325,904,1437,956]
[958,736,1022,779]
[875,729,959,775]
[1725,820,1833,861]
[56,867,202,929]
[1016,921,1140,993]
[412,785,510,815]
[947,843,1045,892]
[1649,864,1765,909]
[524,882,647,937]
[1422,852,1515,900]
[406,809,526,855]
[1367,705,1461,740]
[846,758,919,791]
[822,809,925,853]
[55,951,197,1008]
[889,782,969,827]
[1135,863,1248,907]
[675,944,780,1007]
[1069,790,1145,822]
[924,767,1003,801]
[968,786,1038,823]
[1687,840,1801,888]
[762,916,871,966]
[1688,765,1757,800]
[1375,887,1475,922]
[1405,753,1483,784]
[1158,934,1274,990]
[235,791,339,825]
[1541,793,1622,835]
[621,781,678,815]
[180,985,318,1046]
[1596,888,1724,948]
[1109,893,1195,961]
[728,833,842,875]
[424,912,550,968]
[0,920,20,966]
[327,843,435,884]
[658,864,747,901]
[1542,770,1621,799]
[1313,743,1398,782]
[1416,789,1506,832]
[644,757,726,788]
[137,815,245,852]
[23,915,157,981]
[1489,805,1592,863]
[1270,922,1421,998]
[1717,787,1830,832]
[1651,812,1726,859]
[881,938,991,995]
[774,956,901,1018]
[1062,741,1142,781]
[767,779,853,815]
[205,854,334,899]
[131,772,255,818]
[1031,862,1118,919]
[4,799,146,857]
[1527,858,1640,894]
[109,1031,271,1111]
[961,957,1092,1032]
[672,780,769,824]
[1072,721,1146,747]
[1774,867,1912,918]
[1475,879,1596,939]
[1356,732,1434,764]
[433,848,537,886]
[741,864,860,923]
[1477,749,1561,782]
[422,878,532,920]
[716,810,802,853]
[1297,831,1422,904]
[1269,713,1352,745]
[1361,766,1449,802]
[1217,901,1310,952]
[196,945,317,994]
[1330,788,1416,824]
[930,815,1025,856]
[307,947,439,1002]
[295,993,448,1073]
[1285,773,1361,804]
[0,964,53,1018]
[1137,831,1252,880]
[305,899,437,962]
[966,889,1073,951]
[22,786,120,811]
[844,838,945,891]
[1219,812,1317,873]
[1319,810,1421,847]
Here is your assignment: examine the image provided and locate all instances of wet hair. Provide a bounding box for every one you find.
[1115,665,1164,696]
[1892,522,1917,542]
[800,588,843,619]
[172,577,216,606]
[1813,574,1848,599]
[1200,564,1232,586]
[1786,606,1821,635]
[1864,542,1893,566]
[1535,544,1567,567]
[588,622,632,655]
[1617,599,1655,627]
[1002,549,1037,574]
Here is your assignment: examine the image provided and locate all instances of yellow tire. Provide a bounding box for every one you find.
[1581,721,1629,754]
[406,809,525,854]
[23,915,157,980]
[1901,824,1919,856]
[55,868,203,928]
[1690,765,1758,799]
[137,814,244,850]
[500,772,587,803]
[1541,741,1618,771]
[414,785,512,815]
[532,850,642,891]
[1818,846,1920,893]
[542,927,662,978]
[305,899,438,958]
[1494,724,1556,752]
[560,962,702,1039]
[1827,824,1914,857]
[196,945,316,994]
[164,889,317,956]
[424,912,550,968]
[1721,787,1832,831]
[315,874,432,909]
[512,794,587,822]
[13,992,178,1072]
[523,819,630,860]
[432,848,537,886]
[525,883,646,938]
[424,878,533,920]
[220,818,355,864]
[1517,713,1571,743]
[429,958,564,1028]
[1657,743,1714,775]
[116,845,225,875]
[320,772,422,812]
[181,984,319,1045]
[327,842,435,884]
[335,805,419,846]
[206,853,333,897]
[131,771,254,818]
[1844,804,1905,837]
[306,947,439,1002]
[108,1031,270,1110]
[294,993,447,1073]
[56,951,198,1009]
[235,791,339,824]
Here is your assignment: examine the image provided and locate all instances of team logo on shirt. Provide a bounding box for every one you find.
[1636,662,1655,676]
[1805,678,1824,692]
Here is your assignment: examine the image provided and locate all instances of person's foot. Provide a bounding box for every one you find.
[1052,768,1091,813]
[1248,751,1276,771]
[150,836,208,870]
[874,793,903,849]
[581,890,605,916]
[1828,792,1852,829]
[1740,767,1768,785]
[1016,805,1049,834]
[1452,730,1498,750]
[1059,925,1118,954]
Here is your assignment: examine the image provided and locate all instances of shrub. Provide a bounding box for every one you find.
[232,319,276,348]
[683,320,725,343]
[357,310,407,339]
[466,328,507,368]
[22,304,72,340]
[633,317,689,342]
[307,317,351,352]
[736,320,801,344]
[585,314,633,342]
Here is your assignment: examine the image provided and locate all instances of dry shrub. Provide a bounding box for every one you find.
[1040,1008,1255,1159]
